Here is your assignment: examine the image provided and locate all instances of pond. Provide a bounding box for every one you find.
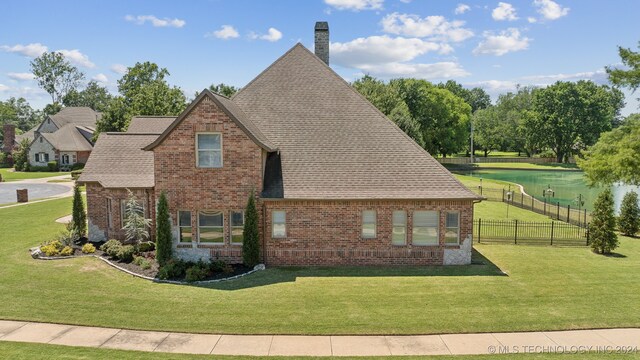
[465,169,639,213]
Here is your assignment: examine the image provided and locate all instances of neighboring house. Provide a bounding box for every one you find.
[80,23,481,266]
[19,107,100,170]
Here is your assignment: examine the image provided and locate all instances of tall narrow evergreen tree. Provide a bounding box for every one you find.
[589,188,619,254]
[243,190,260,267]
[155,191,172,267]
[618,191,640,237]
[71,183,86,237]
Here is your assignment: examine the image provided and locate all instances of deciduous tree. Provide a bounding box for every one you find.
[63,80,113,112]
[607,41,640,106]
[30,52,84,104]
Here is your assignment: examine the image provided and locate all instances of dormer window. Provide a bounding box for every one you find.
[196,133,222,168]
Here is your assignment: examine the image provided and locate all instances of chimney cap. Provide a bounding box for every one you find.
[315,21,329,31]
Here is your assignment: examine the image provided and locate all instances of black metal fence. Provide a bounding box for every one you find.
[469,186,591,228]
[474,219,589,246]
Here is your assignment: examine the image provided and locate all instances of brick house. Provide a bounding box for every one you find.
[79,23,481,266]
[11,107,100,170]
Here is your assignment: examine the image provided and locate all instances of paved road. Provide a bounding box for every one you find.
[0,320,638,356]
[0,174,74,206]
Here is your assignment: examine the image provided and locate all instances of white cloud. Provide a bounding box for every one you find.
[359,62,469,79]
[7,72,35,81]
[0,43,48,58]
[92,73,108,83]
[533,0,569,20]
[527,16,537,23]
[331,35,451,67]
[521,69,608,84]
[249,28,283,42]
[492,2,518,21]
[207,25,240,40]
[466,80,518,92]
[124,15,186,28]
[381,13,473,42]
[0,84,9,92]
[454,4,471,14]
[473,28,530,56]
[58,49,95,68]
[399,0,412,3]
[110,64,128,75]
[324,0,383,11]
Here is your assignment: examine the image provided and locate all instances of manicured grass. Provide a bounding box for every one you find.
[0,197,639,336]
[473,163,579,171]
[2,342,639,360]
[0,168,69,182]
[455,174,523,194]
[474,200,555,222]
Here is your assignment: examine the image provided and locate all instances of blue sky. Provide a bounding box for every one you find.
[1,0,639,114]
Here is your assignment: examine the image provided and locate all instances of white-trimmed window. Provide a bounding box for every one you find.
[61,154,70,165]
[120,200,144,228]
[178,211,193,243]
[230,210,244,245]
[445,212,460,245]
[196,133,222,168]
[106,199,112,229]
[362,210,376,238]
[413,211,439,246]
[198,211,224,244]
[272,210,286,238]
[392,210,407,245]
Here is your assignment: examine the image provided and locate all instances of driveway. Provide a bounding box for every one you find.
[0,175,74,205]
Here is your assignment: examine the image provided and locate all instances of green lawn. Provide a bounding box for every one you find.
[2,342,639,360]
[0,168,69,182]
[0,197,638,336]
[475,200,555,221]
[472,163,579,171]
[455,174,523,195]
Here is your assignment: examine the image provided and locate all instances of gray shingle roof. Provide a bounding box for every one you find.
[233,43,480,200]
[40,124,94,152]
[78,133,157,188]
[144,90,277,152]
[127,116,176,134]
[49,107,101,129]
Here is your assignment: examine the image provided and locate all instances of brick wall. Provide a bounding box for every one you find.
[262,199,474,266]
[153,95,264,263]
[86,183,154,243]
[2,124,15,153]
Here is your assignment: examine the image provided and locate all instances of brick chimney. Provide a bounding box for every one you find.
[314,21,329,66]
[2,124,15,153]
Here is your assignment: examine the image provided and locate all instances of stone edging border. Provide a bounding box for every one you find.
[29,247,264,285]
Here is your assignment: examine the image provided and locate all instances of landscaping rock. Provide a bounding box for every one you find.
[254,264,266,271]
[30,247,41,259]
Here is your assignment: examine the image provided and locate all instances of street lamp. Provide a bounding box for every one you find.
[574,194,585,226]
[543,185,554,215]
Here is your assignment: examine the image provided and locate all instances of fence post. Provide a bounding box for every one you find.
[584,209,587,227]
[514,219,518,245]
[531,195,534,211]
[550,221,554,245]
[502,189,505,202]
[521,193,524,207]
[567,204,571,224]
[557,202,560,220]
[478,219,481,243]
[586,224,589,246]
[544,198,547,215]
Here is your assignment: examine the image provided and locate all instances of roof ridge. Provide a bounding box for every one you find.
[232,43,306,100]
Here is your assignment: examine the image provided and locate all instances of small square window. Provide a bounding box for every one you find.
[272,210,286,238]
[362,210,376,238]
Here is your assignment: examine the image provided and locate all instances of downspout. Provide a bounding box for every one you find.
[262,201,267,266]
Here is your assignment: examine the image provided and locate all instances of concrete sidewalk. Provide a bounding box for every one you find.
[1,320,638,356]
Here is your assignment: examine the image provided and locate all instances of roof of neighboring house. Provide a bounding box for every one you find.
[143,90,277,152]
[48,107,101,129]
[78,133,158,188]
[127,116,176,134]
[232,43,479,200]
[15,126,37,144]
[39,124,94,152]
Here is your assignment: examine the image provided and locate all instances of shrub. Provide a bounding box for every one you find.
[30,165,50,172]
[222,263,234,275]
[185,265,208,282]
[618,191,640,237]
[81,243,96,254]
[12,138,30,171]
[133,256,152,270]
[243,190,260,267]
[57,222,80,247]
[589,188,619,254]
[0,152,9,168]
[70,162,85,171]
[71,184,87,237]
[157,258,189,280]
[155,191,172,266]
[47,161,58,172]
[71,170,83,180]
[116,245,135,263]
[210,259,227,273]
[100,239,123,258]
[137,241,155,253]
[60,246,74,256]
[40,240,64,256]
